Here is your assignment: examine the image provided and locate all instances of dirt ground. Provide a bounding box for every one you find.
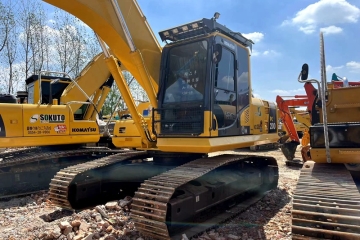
[0,147,302,240]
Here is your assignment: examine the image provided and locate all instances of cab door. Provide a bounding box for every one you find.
[212,42,238,136]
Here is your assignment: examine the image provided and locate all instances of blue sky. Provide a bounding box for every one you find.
[37,0,360,104]
[135,0,360,102]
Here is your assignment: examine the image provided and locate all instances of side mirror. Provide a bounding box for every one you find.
[213,44,222,64]
[301,63,309,80]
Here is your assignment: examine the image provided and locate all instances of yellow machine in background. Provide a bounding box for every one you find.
[291,107,311,127]
[280,33,360,239]
[278,107,310,139]
[0,52,115,148]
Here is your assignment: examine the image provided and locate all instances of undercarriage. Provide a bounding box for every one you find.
[46,151,279,239]
[0,146,125,199]
[292,161,360,239]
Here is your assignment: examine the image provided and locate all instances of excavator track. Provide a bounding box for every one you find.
[130,154,279,240]
[48,150,149,210]
[292,161,360,239]
[0,147,127,198]
[0,147,125,169]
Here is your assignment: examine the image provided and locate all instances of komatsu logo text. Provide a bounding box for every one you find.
[72,127,97,133]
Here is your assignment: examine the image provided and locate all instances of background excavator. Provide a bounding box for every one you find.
[279,32,360,239]
[0,51,131,198]
[276,94,314,165]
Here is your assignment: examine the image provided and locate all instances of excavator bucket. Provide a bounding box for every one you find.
[280,141,299,161]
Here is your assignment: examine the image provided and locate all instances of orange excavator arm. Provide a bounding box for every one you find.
[276,95,309,143]
[276,82,317,161]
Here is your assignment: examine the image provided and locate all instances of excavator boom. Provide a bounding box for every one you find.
[43,0,161,108]
[60,52,110,114]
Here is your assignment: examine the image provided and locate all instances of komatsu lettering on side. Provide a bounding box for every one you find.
[36,114,66,123]
[72,127,97,133]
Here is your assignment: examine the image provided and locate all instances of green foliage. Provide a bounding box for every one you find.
[102,84,120,116]
[101,71,148,116]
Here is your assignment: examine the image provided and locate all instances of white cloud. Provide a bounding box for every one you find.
[346,61,360,71]
[326,64,344,72]
[320,25,343,35]
[271,88,305,95]
[242,32,280,57]
[251,50,260,56]
[263,50,280,56]
[252,49,280,57]
[282,0,360,34]
[242,32,264,43]
[299,25,316,34]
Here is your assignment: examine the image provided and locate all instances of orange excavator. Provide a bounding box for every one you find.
[276,93,314,165]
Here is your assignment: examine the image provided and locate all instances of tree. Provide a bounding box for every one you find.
[102,71,148,116]
[52,9,89,78]
[0,1,13,53]
[1,3,17,94]
[17,0,48,79]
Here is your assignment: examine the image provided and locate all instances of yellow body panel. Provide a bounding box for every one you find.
[0,104,24,137]
[0,135,100,148]
[0,104,100,148]
[310,148,360,163]
[322,84,360,123]
[250,99,268,135]
[60,52,111,113]
[156,133,279,153]
[112,117,155,148]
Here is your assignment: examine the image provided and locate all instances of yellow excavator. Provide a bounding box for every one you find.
[280,33,360,239]
[0,0,282,238]
[45,1,281,238]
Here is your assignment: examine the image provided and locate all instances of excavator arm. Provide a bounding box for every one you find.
[277,96,306,143]
[276,86,316,161]
[60,52,111,116]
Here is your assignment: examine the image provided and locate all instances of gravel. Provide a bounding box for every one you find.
[0,147,301,240]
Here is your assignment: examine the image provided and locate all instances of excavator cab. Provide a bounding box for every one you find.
[154,18,258,139]
[25,74,71,105]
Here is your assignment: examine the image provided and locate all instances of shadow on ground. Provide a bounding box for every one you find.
[214,187,292,239]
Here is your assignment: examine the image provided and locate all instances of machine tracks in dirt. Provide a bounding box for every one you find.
[48,151,148,209]
[130,154,279,240]
[0,147,126,169]
[292,161,360,239]
[0,147,128,198]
